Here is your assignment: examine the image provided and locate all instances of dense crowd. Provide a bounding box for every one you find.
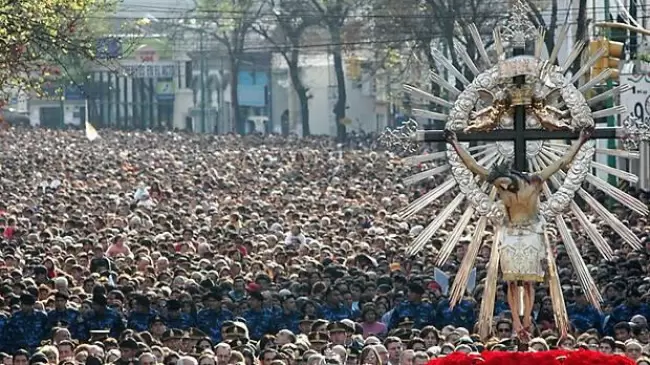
[0,128,649,365]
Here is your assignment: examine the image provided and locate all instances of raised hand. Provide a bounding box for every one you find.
[580,126,595,142]
[444,129,458,144]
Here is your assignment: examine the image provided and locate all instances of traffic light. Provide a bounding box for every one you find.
[589,37,624,81]
[345,56,361,82]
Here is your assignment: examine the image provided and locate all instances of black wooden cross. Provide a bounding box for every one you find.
[415,48,622,172]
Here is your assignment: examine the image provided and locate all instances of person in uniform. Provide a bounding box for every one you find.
[4,293,49,352]
[307,331,329,352]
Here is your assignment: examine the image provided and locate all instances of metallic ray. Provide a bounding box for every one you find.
[578,69,613,93]
[455,42,481,77]
[568,47,607,85]
[537,152,643,249]
[469,23,492,68]
[549,23,569,65]
[404,164,451,186]
[591,105,627,120]
[412,109,448,121]
[406,193,465,257]
[431,48,470,86]
[398,178,456,220]
[403,145,490,166]
[540,148,647,214]
[561,41,586,74]
[429,71,461,97]
[587,85,632,106]
[403,85,455,109]
[531,157,603,310]
[449,186,497,308]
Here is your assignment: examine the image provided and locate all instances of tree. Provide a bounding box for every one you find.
[252,0,320,136]
[195,0,264,134]
[0,0,121,103]
[309,0,363,141]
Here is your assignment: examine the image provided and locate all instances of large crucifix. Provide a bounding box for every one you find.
[413,45,627,172]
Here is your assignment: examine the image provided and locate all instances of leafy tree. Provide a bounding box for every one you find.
[195,0,264,134]
[252,0,320,137]
[0,0,122,104]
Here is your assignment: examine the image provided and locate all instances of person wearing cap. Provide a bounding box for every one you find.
[274,295,301,335]
[81,294,126,340]
[307,331,329,351]
[115,337,139,365]
[435,293,477,332]
[327,322,348,346]
[3,293,48,352]
[243,290,272,340]
[46,291,82,339]
[127,295,157,332]
[149,314,167,340]
[164,299,195,330]
[388,283,434,330]
[196,291,233,343]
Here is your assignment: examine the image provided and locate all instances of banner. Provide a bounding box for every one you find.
[620,75,650,190]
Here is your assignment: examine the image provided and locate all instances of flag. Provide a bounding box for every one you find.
[434,268,450,296]
[85,122,100,141]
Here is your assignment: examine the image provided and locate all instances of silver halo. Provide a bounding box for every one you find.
[445,56,595,221]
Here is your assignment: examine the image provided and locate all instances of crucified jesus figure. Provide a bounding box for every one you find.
[444,127,593,338]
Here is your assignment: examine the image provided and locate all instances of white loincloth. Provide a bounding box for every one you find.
[499,217,546,282]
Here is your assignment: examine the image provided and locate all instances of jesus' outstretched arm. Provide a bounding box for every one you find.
[535,127,594,181]
[444,129,489,180]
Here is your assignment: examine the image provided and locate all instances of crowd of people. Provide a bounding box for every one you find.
[0,128,649,365]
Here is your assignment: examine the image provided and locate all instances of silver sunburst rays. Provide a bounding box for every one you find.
[387,0,650,323]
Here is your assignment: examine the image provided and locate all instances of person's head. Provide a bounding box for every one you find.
[119,338,139,360]
[12,350,29,365]
[615,322,633,341]
[599,336,615,354]
[420,327,439,348]
[626,340,644,360]
[215,343,231,365]
[198,354,216,365]
[399,350,414,365]
[177,356,199,365]
[139,352,157,365]
[38,345,59,364]
[486,162,530,193]
[260,349,277,365]
[413,352,429,365]
[383,337,401,363]
[495,319,513,339]
[57,341,74,361]
[359,347,381,365]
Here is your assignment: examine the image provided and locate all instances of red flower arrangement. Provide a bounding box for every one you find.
[426,350,634,365]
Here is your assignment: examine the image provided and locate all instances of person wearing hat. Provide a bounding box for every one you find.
[164,299,194,330]
[115,337,139,365]
[83,294,126,340]
[388,283,434,330]
[149,314,167,340]
[4,293,48,352]
[299,315,317,335]
[242,290,272,340]
[127,295,156,332]
[197,291,234,343]
[46,291,82,338]
[327,322,348,346]
[223,320,249,341]
[307,331,329,352]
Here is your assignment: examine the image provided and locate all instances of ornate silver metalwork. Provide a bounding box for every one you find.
[445,57,595,221]
[378,120,419,152]
[500,0,537,49]
[621,117,650,150]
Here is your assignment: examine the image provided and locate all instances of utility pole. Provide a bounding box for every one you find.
[200,30,206,134]
[603,0,617,185]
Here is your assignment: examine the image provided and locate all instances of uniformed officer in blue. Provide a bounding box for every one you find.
[80,294,126,340]
[242,291,272,340]
[47,291,82,339]
[163,299,194,330]
[4,293,48,352]
[127,295,157,332]
[388,283,435,330]
[274,295,301,334]
[196,291,233,343]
